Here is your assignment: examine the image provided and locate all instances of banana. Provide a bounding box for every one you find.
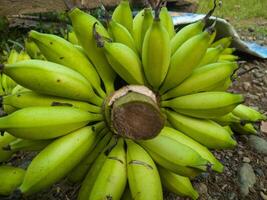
[101,41,145,85]
[158,166,199,200]
[197,45,224,68]
[160,126,223,172]
[231,123,257,135]
[108,19,137,53]
[213,113,241,125]
[3,91,102,113]
[232,104,266,122]
[25,38,45,59]
[11,85,30,95]
[17,51,31,61]
[65,29,80,45]
[18,126,97,195]
[223,125,234,136]
[161,62,238,99]
[0,132,16,163]
[2,104,17,114]
[126,140,163,200]
[78,137,117,200]
[112,0,133,33]
[3,138,52,151]
[29,30,105,98]
[211,77,233,91]
[142,10,171,89]
[159,6,175,38]
[211,37,232,48]
[132,8,153,54]
[69,8,116,94]
[170,20,204,55]
[0,166,25,196]
[161,92,244,119]
[0,74,4,95]
[161,30,212,93]
[218,55,239,62]
[0,106,102,140]
[222,48,236,55]
[1,59,103,105]
[67,130,112,183]
[166,110,237,149]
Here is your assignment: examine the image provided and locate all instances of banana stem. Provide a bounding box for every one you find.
[88,94,104,107]
[203,0,217,25]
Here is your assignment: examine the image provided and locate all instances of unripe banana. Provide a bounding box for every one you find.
[232,104,266,122]
[161,92,244,119]
[25,38,45,60]
[159,6,175,38]
[161,31,212,93]
[211,37,232,48]
[126,140,163,200]
[65,29,80,45]
[69,8,116,93]
[11,85,30,95]
[108,20,137,53]
[103,41,145,85]
[171,20,204,55]
[211,77,233,91]
[7,49,19,64]
[213,113,241,126]
[158,166,199,200]
[17,51,31,61]
[223,125,234,136]
[0,74,5,95]
[1,59,103,105]
[133,8,153,54]
[222,48,236,55]
[3,91,102,113]
[197,45,224,68]
[160,126,223,172]
[231,123,257,135]
[0,166,25,196]
[3,138,52,152]
[218,55,239,62]
[67,130,112,183]
[161,62,238,99]
[19,126,97,195]
[29,30,105,97]
[0,132,16,162]
[142,14,171,89]
[112,0,133,33]
[166,110,237,149]
[2,104,17,114]
[0,106,102,140]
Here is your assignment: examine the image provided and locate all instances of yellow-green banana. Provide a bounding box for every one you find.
[126,140,163,200]
[166,110,237,149]
[197,45,224,67]
[65,29,80,45]
[222,47,236,55]
[158,166,199,200]
[112,0,133,33]
[231,123,257,135]
[213,113,241,126]
[232,104,266,122]
[69,8,116,94]
[0,166,25,196]
[29,30,105,97]
[3,138,52,151]
[161,62,238,99]
[161,92,244,119]
[1,59,103,105]
[159,6,175,38]
[19,126,97,195]
[0,132,16,162]
[211,37,232,48]
[25,38,45,59]
[0,106,102,140]
[218,55,239,62]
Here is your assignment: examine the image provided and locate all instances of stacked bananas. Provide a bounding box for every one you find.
[0,0,266,199]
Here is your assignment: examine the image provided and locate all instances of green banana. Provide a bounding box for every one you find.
[67,130,112,183]
[29,30,105,98]
[211,37,232,48]
[3,138,52,151]
[218,55,239,62]
[213,112,241,125]
[69,8,116,94]
[102,41,145,85]
[211,77,233,91]
[158,166,199,200]
[232,104,266,122]
[159,6,175,38]
[2,104,17,114]
[132,8,153,54]
[142,11,171,89]
[112,0,133,33]
[160,126,223,172]
[25,38,45,59]
[161,62,238,99]
[197,45,224,68]
[19,126,97,195]
[108,19,137,53]
[0,132,16,162]
[3,91,102,113]
[1,59,103,105]
[65,29,80,45]
[11,85,30,95]
[223,125,234,136]
[222,48,236,55]
[0,166,25,196]
[17,51,31,61]
[231,123,257,135]
[0,106,102,140]
[0,74,4,95]
[161,31,212,93]
[161,92,244,119]
[166,110,237,149]
[126,140,163,200]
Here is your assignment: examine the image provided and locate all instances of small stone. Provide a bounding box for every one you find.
[264,157,267,163]
[248,135,267,155]
[255,168,264,176]
[243,157,251,163]
[261,122,267,134]
[196,183,208,195]
[243,82,251,90]
[261,192,267,200]
[238,163,256,196]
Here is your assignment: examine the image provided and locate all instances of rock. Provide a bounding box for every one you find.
[264,157,267,163]
[261,192,267,200]
[196,183,208,195]
[243,157,250,163]
[243,82,251,91]
[261,122,267,134]
[248,135,267,155]
[238,163,256,196]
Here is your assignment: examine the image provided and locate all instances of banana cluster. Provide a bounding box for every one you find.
[0,0,266,199]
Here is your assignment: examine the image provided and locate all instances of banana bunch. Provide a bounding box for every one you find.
[0,0,266,200]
